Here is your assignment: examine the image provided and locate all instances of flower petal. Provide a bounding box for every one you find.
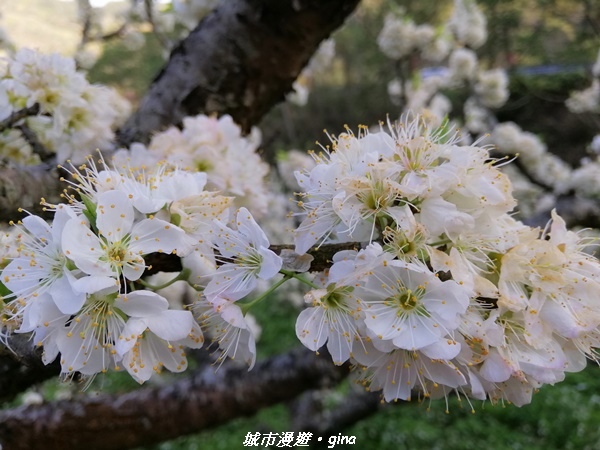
[114,291,169,317]
[96,190,134,242]
[129,218,185,255]
[295,307,328,352]
[236,207,269,249]
[62,218,112,277]
[116,317,149,355]
[146,310,194,341]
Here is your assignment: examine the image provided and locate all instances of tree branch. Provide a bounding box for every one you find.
[291,389,382,437]
[145,242,363,275]
[0,335,61,403]
[117,0,361,145]
[0,347,348,450]
[0,104,40,132]
[14,124,53,162]
[0,160,61,222]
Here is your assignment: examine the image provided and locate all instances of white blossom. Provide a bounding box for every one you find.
[566,80,600,114]
[62,190,185,284]
[449,48,478,82]
[448,0,487,49]
[475,69,509,109]
[357,259,469,351]
[193,295,257,369]
[115,291,204,383]
[0,49,130,164]
[296,282,363,365]
[377,13,417,60]
[205,207,282,300]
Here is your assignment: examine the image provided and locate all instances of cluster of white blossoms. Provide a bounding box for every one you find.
[1,109,599,406]
[0,156,282,382]
[447,0,487,49]
[474,69,509,109]
[288,39,336,106]
[570,156,600,200]
[566,80,600,114]
[448,50,509,130]
[379,0,509,138]
[0,49,130,164]
[565,47,600,114]
[292,115,600,406]
[488,121,572,204]
[113,114,270,217]
[377,12,451,62]
[556,47,600,201]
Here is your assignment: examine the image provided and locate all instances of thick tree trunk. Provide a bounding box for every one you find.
[0,348,348,450]
[117,0,361,145]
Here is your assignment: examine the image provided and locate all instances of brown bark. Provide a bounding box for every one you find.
[0,104,40,132]
[0,347,348,450]
[0,334,60,403]
[0,161,61,222]
[117,0,361,146]
[145,242,364,275]
[292,390,382,436]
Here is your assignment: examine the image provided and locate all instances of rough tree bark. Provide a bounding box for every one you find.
[0,161,62,221]
[0,334,60,403]
[117,0,361,145]
[0,0,360,221]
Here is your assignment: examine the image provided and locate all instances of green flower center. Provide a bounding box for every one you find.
[385,286,429,317]
[323,283,355,309]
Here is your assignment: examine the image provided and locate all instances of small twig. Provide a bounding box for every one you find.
[0,104,40,133]
[77,0,128,53]
[78,0,94,47]
[14,124,54,162]
[144,0,172,50]
[99,23,129,41]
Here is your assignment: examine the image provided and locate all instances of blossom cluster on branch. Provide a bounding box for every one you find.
[377,0,600,224]
[1,108,598,408]
[0,0,599,416]
[0,49,130,164]
[381,0,508,139]
[112,114,270,216]
[0,143,282,383]
[291,116,600,406]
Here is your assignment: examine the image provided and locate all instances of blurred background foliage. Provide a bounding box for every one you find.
[2,0,600,448]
